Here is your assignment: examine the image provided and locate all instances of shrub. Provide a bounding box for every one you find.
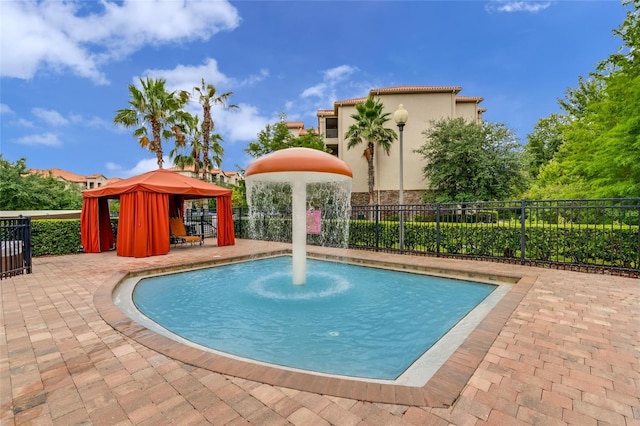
[31,219,83,256]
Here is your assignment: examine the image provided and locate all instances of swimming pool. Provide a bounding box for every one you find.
[128,256,499,380]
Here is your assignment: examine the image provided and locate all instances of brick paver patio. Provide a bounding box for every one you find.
[1,239,639,425]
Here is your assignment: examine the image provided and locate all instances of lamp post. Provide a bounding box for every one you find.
[394,104,408,252]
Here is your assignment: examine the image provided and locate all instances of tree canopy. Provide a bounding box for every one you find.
[525,0,640,199]
[0,156,83,210]
[416,118,525,202]
[244,115,327,158]
[180,79,237,180]
[114,77,189,169]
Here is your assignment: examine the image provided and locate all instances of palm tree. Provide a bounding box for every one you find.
[183,79,238,181]
[170,113,204,174]
[345,96,397,204]
[114,77,187,168]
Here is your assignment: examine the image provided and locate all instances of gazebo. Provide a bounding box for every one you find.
[80,169,235,258]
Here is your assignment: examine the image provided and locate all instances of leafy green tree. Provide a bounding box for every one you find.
[292,129,327,151]
[0,156,83,210]
[528,0,640,198]
[525,113,568,178]
[181,79,237,180]
[244,114,328,158]
[416,118,525,202]
[344,96,397,205]
[114,77,188,168]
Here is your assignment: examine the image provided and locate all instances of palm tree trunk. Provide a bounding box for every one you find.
[202,103,211,181]
[152,120,164,168]
[367,141,375,205]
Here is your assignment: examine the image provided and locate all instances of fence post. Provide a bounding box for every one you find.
[520,200,526,265]
[24,216,32,274]
[200,209,205,238]
[436,203,441,256]
[375,205,380,252]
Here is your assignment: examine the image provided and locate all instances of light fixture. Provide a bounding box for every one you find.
[394,104,408,252]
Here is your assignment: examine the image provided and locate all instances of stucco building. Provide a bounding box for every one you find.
[316,85,485,205]
[28,168,112,190]
[167,165,242,186]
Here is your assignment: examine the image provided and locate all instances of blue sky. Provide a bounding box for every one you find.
[0,0,629,179]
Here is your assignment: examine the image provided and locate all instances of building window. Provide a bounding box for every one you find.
[325,118,338,139]
[327,144,339,157]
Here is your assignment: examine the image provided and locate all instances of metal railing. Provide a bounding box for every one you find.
[1,216,32,279]
[234,199,640,277]
[185,209,218,238]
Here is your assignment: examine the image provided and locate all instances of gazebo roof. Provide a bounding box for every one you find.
[82,168,232,199]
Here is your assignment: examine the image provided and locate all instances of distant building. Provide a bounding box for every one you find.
[166,165,242,186]
[317,85,485,205]
[28,168,112,190]
[284,121,317,137]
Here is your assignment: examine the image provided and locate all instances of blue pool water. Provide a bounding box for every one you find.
[132,256,495,380]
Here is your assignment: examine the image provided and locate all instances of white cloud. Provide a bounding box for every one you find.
[110,156,170,178]
[239,69,270,87]
[301,65,358,100]
[15,133,62,147]
[143,58,233,93]
[324,65,357,82]
[1,104,14,114]
[105,162,121,171]
[14,118,35,128]
[0,1,240,84]
[138,61,270,145]
[485,1,552,13]
[32,108,69,126]
[69,113,113,130]
[142,59,269,95]
[215,104,270,144]
[294,65,374,123]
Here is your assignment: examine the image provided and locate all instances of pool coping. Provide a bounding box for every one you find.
[93,248,537,407]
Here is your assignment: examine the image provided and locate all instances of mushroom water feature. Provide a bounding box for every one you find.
[244,148,353,285]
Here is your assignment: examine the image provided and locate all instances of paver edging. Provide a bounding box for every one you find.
[92,250,537,407]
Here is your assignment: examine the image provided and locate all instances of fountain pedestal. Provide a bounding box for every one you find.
[245,148,353,286]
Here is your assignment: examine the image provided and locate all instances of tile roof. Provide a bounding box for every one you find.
[29,168,88,183]
[167,165,214,174]
[333,96,368,106]
[456,96,484,103]
[317,85,473,116]
[284,121,305,129]
[105,177,123,185]
[370,85,462,95]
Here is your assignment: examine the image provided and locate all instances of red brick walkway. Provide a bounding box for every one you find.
[1,240,639,425]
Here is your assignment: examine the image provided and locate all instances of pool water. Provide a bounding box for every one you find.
[132,256,495,380]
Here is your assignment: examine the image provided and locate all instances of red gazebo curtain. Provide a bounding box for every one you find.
[80,197,114,253]
[217,195,235,246]
[116,191,170,258]
[169,195,185,218]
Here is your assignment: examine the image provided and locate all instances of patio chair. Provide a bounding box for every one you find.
[169,218,204,246]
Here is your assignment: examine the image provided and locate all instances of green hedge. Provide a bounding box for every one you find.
[29,217,640,270]
[31,219,83,256]
[348,221,639,269]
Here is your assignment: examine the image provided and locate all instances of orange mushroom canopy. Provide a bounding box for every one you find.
[245,147,352,180]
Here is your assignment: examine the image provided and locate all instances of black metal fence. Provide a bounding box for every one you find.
[1,217,32,279]
[234,199,640,277]
[185,209,218,238]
